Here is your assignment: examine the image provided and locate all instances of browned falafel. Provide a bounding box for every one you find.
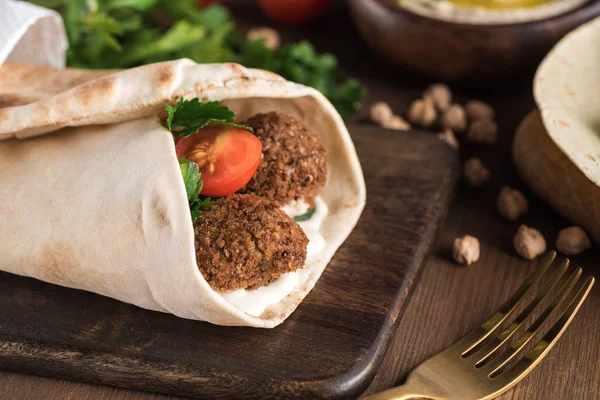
[194,193,308,292]
[240,112,328,207]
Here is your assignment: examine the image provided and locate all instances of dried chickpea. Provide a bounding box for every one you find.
[514,225,546,260]
[465,100,495,121]
[467,118,498,144]
[437,128,459,150]
[556,226,592,256]
[497,186,528,221]
[441,104,467,133]
[370,101,393,124]
[407,97,436,128]
[463,158,490,187]
[247,27,280,50]
[382,115,411,131]
[453,235,480,265]
[424,83,452,111]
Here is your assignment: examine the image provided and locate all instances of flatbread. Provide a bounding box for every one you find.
[0,60,366,327]
[534,16,600,187]
[0,63,112,106]
[513,110,600,244]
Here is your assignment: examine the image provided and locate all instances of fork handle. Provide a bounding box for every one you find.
[363,376,438,400]
[363,386,433,400]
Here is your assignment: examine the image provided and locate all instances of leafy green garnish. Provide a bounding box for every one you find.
[166,98,252,137]
[229,37,366,120]
[28,0,365,119]
[190,196,217,221]
[178,157,215,221]
[294,207,316,222]
[179,157,203,201]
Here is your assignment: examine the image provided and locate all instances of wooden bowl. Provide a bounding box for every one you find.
[349,0,600,85]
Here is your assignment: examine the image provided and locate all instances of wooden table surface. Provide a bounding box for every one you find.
[1,3,598,399]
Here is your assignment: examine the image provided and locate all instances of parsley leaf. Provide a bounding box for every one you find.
[29,0,366,119]
[166,98,252,137]
[190,197,218,222]
[117,21,207,66]
[178,157,217,221]
[172,99,246,221]
[232,38,366,120]
[294,207,316,222]
[179,157,203,201]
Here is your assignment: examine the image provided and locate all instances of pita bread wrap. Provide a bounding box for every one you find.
[534,16,600,187]
[0,59,366,328]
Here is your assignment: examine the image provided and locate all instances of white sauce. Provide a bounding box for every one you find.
[220,272,300,317]
[219,196,328,317]
[282,199,310,216]
[298,197,328,261]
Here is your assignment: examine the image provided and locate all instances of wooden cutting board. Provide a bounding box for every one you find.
[0,125,458,399]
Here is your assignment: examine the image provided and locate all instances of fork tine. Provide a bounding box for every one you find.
[471,259,570,366]
[459,251,556,355]
[486,269,588,377]
[493,276,594,388]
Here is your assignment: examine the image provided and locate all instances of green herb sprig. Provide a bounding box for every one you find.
[294,207,316,222]
[178,157,217,222]
[30,0,366,119]
[166,98,251,137]
[170,98,243,221]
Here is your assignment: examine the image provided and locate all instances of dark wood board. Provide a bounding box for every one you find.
[0,125,458,399]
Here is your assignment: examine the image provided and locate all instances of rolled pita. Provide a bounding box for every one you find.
[0,59,366,328]
[513,110,600,244]
[515,16,600,245]
[534,16,600,188]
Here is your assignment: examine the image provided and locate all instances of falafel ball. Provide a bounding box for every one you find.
[240,112,328,207]
[194,193,308,292]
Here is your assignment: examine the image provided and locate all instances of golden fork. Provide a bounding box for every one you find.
[366,251,595,400]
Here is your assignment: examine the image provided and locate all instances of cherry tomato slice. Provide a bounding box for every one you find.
[257,0,332,24]
[175,126,262,197]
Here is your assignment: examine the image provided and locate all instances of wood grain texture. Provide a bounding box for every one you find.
[0,126,458,399]
[0,3,599,399]
[349,0,600,84]
[357,60,600,400]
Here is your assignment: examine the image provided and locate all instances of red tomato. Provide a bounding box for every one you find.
[257,0,332,24]
[175,126,262,197]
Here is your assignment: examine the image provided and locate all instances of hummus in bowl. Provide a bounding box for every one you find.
[397,0,590,24]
